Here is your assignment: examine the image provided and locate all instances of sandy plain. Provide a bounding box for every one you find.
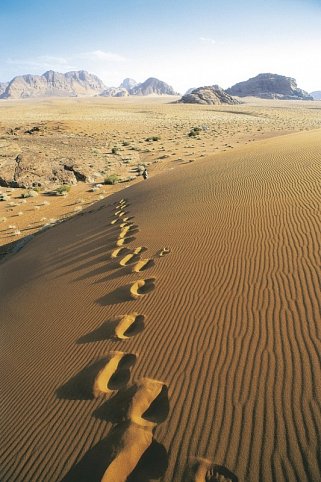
[0,96,321,481]
[1,96,321,256]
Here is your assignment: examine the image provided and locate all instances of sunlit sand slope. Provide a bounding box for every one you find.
[0,129,320,481]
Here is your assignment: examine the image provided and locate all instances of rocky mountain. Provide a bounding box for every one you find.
[120,78,138,91]
[0,70,106,99]
[310,91,321,100]
[130,77,178,96]
[226,73,313,100]
[100,77,178,97]
[178,85,241,105]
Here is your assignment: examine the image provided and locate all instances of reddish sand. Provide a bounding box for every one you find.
[0,129,321,481]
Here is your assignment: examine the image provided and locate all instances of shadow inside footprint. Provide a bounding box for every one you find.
[142,385,170,424]
[107,354,137,391]
[130,278,156,299]
[122,314,145,338]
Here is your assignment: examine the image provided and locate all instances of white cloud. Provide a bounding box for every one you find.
[200,37,216,45]
[76,50,126,62]
[6,55,74,70]
[5,50,127,78]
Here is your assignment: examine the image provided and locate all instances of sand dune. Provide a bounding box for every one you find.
[0,129,321,481]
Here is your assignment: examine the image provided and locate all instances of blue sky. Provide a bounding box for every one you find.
[1,0,320,92]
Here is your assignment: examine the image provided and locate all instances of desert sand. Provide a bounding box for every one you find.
[1,96,321,258]
[0,99,321,481]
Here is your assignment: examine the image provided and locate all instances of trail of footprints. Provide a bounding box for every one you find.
[60,198,171,482]
[61,197,237,481]
[100,198,169,481]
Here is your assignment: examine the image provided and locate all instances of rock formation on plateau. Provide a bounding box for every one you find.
[226,73,313,100]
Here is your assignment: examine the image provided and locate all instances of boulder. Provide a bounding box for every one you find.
[178,85,241,105]
[0,154,78,188]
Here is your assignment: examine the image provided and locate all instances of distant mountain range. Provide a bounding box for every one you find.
[226,73,313,100]
[0,70,105,99]
[0,70,317,101]
[0,71,178,99]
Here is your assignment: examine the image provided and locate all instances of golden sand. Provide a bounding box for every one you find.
[0,100,321,481]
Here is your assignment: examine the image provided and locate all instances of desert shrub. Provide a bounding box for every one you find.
[56,184,71,195]
[188,127,202,137]
[104,174,120,185]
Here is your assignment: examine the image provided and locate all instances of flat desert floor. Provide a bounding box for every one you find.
[0,97,321,481]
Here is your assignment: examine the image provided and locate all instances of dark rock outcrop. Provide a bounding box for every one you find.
[178,85,241,105]
[226,73,313,100]
[0,154,77,188]
[0,70,106,99]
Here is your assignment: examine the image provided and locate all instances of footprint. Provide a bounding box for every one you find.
[116,236,135,247]
[132,258,155,273]
[119,222,133,228]
[111,247,130,258]
[119,226,130,239]
[115,198,127,209]
[114,198,126,206]
[119,253,141,267]
[56,355,136,400]
[115,312,145,339]
[93,352,137,397]
[101,423,153,482]
[60,423,168,482]
[130,278,156,299]
[133,246,147,255]
[186,458,238,482]
[128,378,169,428]
[158,247,171,257]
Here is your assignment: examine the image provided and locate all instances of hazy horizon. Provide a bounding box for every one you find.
[1,0,321,93]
